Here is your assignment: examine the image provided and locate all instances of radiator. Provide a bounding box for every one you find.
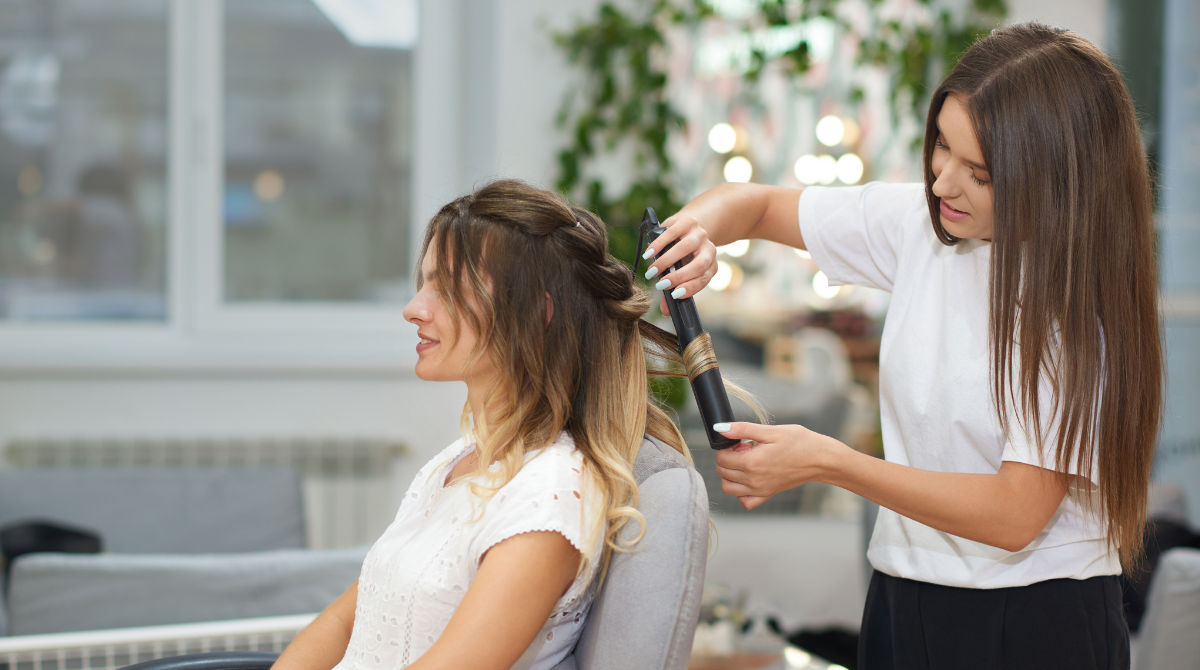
[2,438,409,550]
[0,613,315,670]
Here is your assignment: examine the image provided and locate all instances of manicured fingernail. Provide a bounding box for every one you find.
[713,423,732,433]
[671,287,686,299]
[642,247,656,259]
[645,266,659,280]
[655,278,672,290]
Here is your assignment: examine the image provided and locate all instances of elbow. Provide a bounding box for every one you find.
[992,524,1045,553]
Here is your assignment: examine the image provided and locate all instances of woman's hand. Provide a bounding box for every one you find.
[642,183,805,314]
[642,211,719,313]
[714,422,1070,552]
[713,422,844,510]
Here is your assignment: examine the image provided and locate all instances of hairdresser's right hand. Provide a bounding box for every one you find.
[643,210,719,316]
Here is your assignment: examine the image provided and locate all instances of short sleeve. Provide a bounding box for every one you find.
[798,182,928,292]
[469,445,601,568]
[999,365,1102,487]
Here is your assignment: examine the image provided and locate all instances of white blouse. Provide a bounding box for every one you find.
[333,433,605,670]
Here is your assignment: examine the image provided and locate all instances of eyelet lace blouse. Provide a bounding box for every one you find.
[333,433,605,670]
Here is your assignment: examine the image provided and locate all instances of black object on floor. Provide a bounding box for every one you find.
[119,651,279,670]
[788,627,859,670]
[1,519,103,592]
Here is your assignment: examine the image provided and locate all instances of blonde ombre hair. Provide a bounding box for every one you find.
[417,180,722,580]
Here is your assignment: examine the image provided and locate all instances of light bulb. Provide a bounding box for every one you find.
[708,123,737,154]
[836,153,864,184]
[794,154,821,185]
[816,155,837,185]
[723,156,753,183]
[718,239,750,257]
[816,115,844,146]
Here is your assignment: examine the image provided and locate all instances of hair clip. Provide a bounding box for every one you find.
[576,220,582,227]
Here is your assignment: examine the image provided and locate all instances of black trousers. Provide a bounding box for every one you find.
[859,571,1130,670]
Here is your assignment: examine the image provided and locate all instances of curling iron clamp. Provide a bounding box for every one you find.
[635,208,739,450]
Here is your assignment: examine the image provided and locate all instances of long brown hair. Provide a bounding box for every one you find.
[922,23,1162,571]
[416,179,714,579]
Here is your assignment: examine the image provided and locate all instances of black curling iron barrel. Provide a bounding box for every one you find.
[637,208,739,450]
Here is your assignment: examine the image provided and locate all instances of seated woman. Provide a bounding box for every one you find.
[275,180,698,670]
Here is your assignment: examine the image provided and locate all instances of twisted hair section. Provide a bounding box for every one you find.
[416,179,760,583]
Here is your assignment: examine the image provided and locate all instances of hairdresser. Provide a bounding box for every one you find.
[641,23,1160,668]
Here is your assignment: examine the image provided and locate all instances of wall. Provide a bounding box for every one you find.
[1156,0,1200,527]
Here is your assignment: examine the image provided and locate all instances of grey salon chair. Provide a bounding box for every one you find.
[554,435,709,670]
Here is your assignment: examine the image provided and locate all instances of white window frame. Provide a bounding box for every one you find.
[0,0,463,372]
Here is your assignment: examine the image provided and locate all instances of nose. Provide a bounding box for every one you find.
[930,161,957,201]
[402,295,432,325]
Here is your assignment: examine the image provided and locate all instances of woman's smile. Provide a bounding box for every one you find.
[939,199,970,222]
[416,332,439,354]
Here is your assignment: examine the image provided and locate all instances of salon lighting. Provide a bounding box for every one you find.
[836,153,864,184]
[711,261,734,291]
[841,117,861,146]
[708,123,738,154]
[813,270,840,299]
[783,645,812,668]
[254,170,285,202]
[816,115,844,146]
[794,248,811,259]
[793,154,821,185]
[816,154,838,185]
[724,156,753,183]
[718,239,750,257]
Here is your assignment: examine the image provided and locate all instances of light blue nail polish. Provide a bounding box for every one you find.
[671,287,686,299]
[655,278,672,291]
[645,266,659,280]
[713,423,732,433]
[642,247,656,260]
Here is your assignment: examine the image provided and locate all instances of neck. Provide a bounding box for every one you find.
[464,376,494,445]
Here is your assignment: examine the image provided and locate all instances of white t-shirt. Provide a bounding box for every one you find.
[799,182,1119,589]
[334,433,605,670]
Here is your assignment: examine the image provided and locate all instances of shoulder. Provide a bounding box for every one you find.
[800,181,927,219]
[507,433,588,494]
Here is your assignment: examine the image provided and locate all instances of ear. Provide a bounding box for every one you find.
[545,292,554,327]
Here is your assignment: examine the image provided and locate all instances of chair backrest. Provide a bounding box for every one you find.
[556,436,709,670]
[0,467,305,554]
[1134,547,1200,670]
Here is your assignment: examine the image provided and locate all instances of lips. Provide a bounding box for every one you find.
[416,333,439,354]
[939,198,970,222]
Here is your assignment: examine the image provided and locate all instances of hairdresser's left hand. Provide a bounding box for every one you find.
[714,422,845,511]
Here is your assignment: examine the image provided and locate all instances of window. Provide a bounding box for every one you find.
[0,0,169,321]
[0,0,426,369]
[224,0,413,303]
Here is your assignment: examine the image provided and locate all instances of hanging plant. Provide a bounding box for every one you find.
[552,0,1007,260]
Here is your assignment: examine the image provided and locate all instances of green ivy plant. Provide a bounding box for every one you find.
[553,0,1007,262]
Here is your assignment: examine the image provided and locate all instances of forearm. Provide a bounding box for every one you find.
[687,183,804,248]
[273,583,357,670]
[823,445,1063,552]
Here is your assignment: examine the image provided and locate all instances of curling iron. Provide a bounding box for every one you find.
[635,208,739,450]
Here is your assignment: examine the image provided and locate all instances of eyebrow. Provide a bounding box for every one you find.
[936,128,990,173]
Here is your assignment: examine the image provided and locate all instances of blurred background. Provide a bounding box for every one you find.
[0,0,1195,668]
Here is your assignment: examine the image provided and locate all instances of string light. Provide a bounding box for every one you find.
[723,156,753,183]
[816,115,844,146]
[708,123,737,153]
